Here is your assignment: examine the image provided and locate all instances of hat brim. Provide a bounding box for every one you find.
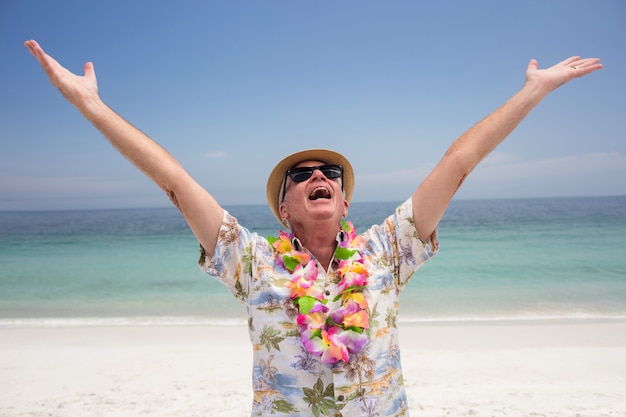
[266,149,354,229]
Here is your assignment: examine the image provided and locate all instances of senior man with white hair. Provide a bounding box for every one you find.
[25,39,602,416]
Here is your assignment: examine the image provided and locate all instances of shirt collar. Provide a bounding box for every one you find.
[291,229,346,251]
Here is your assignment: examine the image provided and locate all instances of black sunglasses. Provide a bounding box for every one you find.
[281,164,344,201]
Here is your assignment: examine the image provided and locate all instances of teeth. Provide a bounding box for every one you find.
[309,187,331,200]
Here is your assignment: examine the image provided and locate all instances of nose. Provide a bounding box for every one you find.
[310,167,326,180]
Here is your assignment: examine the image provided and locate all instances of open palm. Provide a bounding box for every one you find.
[25,40,98,107]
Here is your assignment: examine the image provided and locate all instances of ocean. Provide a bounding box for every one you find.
[1,196,625,327]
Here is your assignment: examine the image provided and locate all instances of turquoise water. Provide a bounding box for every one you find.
[1,196,625,326]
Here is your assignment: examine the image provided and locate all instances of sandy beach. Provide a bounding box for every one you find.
[1,320,624,417]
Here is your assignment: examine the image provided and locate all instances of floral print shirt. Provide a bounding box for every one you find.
[199,198,437,417]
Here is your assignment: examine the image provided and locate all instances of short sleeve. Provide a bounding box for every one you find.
[394,197,438,287]
[363,198,438,291]
[198,210,258,302]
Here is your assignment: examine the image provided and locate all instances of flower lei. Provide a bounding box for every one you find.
[268,220,369,364]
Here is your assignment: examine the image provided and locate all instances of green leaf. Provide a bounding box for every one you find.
[302,387,317,399]
[283,255,300,272]
[313,377,324,393]
[298,296,317,314]
[302,378,335,417]
[272,399,298,413]
[323,382,335,398]
[334,246,357,260]
[346,326,363,333]
[259,325,285,352]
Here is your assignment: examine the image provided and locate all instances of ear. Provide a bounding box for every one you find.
[279,202,289,222]
[343,200,350,218]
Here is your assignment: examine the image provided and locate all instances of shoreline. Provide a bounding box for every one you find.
[2,314,625,329]
[2,320,625,416]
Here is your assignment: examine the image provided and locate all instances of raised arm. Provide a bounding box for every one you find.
[25,40,223,255]
[412,56,603,243]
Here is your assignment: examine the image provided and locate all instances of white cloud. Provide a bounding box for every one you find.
[0,175,165,210]
[205,151,226,158]
[469,151,626,181]
[352,152,626,201]
[0,176,134,194]
[2,152,624,210]
[480,151,518,166]
[452,151,626,198]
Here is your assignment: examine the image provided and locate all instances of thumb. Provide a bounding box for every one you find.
[84,62,95,78]
[83,61,98,86]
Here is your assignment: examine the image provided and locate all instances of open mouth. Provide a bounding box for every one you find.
[309,186,331,200]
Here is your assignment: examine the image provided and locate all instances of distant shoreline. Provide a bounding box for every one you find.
[2,315,625,330]
[2,194,625,213]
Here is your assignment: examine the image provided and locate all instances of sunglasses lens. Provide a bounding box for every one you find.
[287,164,343,183]
[320,165,342,179]
[289,169,314,182]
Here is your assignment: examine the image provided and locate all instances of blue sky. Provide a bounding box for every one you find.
[1,0,624,210]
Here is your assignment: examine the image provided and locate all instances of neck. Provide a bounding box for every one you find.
[291,222,339,270]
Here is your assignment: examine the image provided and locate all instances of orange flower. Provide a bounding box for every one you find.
[342,292,369,309]
[343,309,369,328]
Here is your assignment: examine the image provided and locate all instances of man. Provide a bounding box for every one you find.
[25,39,602,416]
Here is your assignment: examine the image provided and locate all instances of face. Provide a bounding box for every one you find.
[279,160,349,230]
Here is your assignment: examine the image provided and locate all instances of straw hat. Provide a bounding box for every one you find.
[266,149,355,228]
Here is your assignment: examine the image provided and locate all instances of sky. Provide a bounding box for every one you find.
[1,0,625,211]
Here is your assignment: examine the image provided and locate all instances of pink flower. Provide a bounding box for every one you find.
[337,259,368,291]
[330,298,368,329]
[271,231,311,272]
[342,308,369,329]
[268,220,371,363]
[286,261,321,299]
[300,328,325,356]
[321,327,349,364]
[271,230,294,253]
[336,328,368,353]
[341,292,368,309]
[296,308,328,330]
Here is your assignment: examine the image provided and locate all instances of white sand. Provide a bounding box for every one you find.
[1,320,625,416]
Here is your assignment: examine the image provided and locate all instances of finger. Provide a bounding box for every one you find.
[568,58,603,73]
[25,40,47,60]
[559,56,581,67]
[575,57,602,69]
[24,39,40,58]
[574,63,604,76]
[24,40,51,68]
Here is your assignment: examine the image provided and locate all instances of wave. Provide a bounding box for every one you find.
[399,312,626,324]
[0,316,249,329]
[2,312,626,329]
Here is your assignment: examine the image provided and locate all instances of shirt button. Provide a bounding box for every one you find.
[325,290,331,296]
[337,395,344,401]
